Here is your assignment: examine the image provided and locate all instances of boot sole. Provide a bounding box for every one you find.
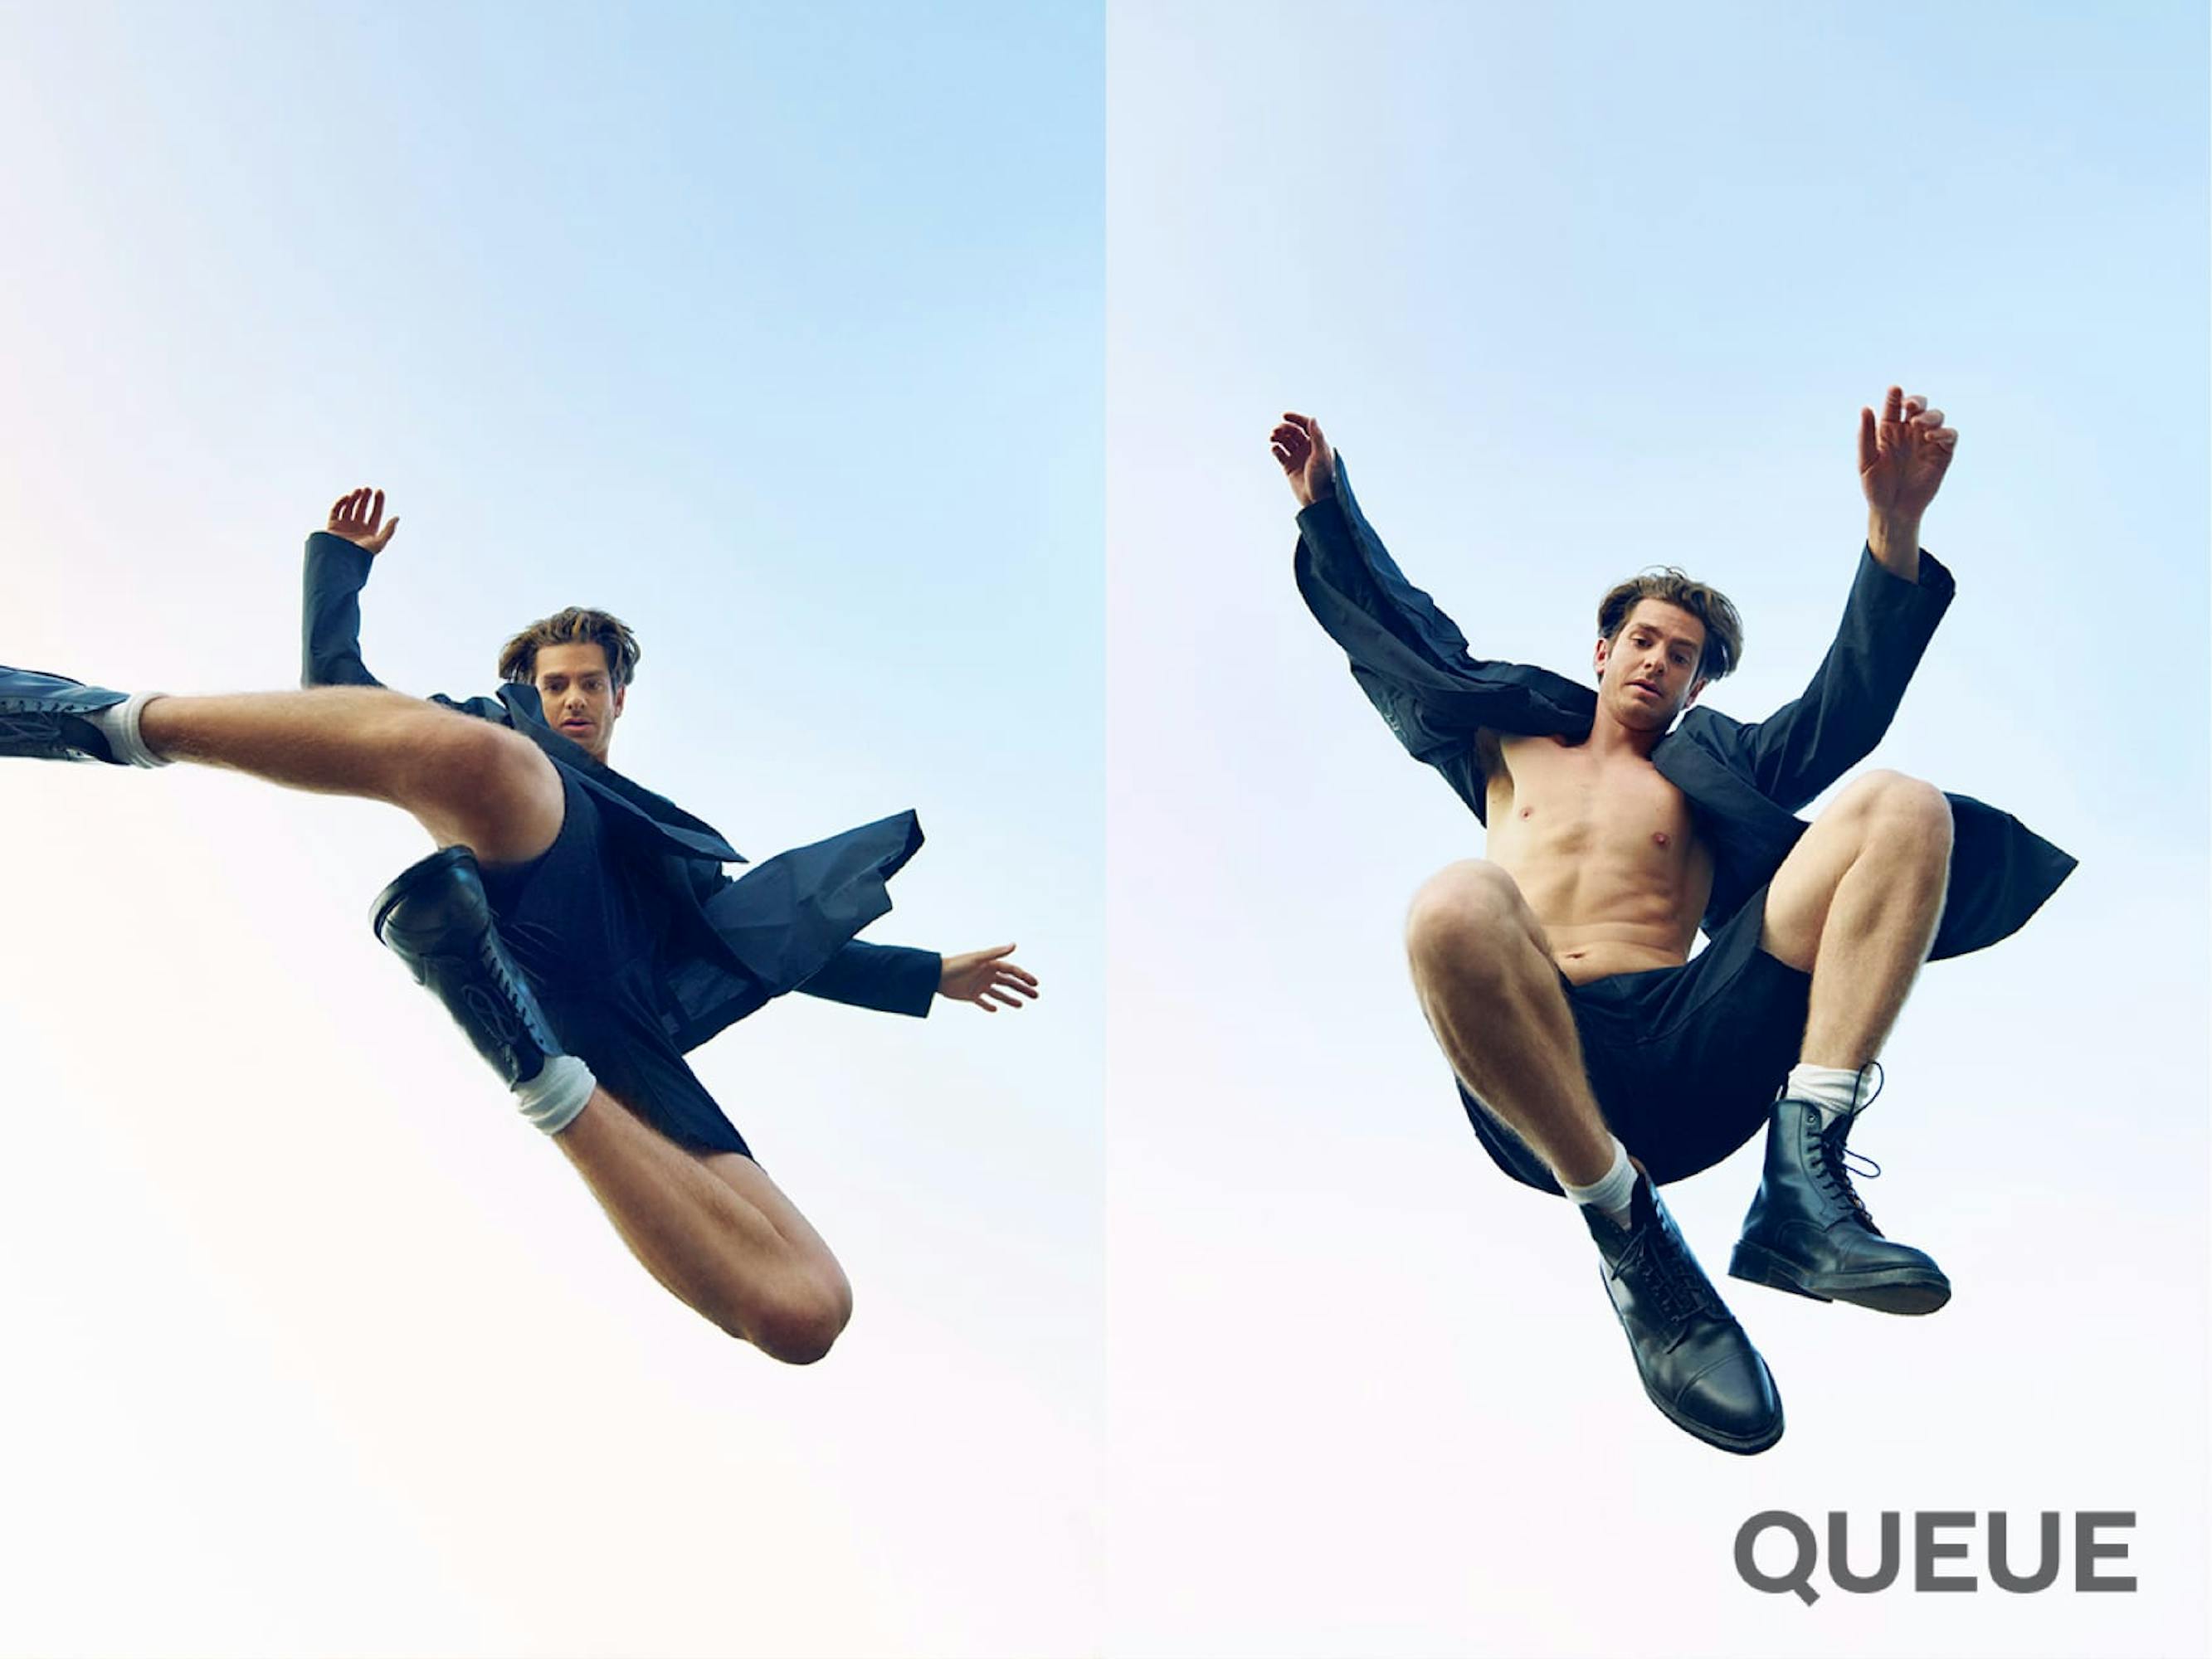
[1727,1241,1951,1316]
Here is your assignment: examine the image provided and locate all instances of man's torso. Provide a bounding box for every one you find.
[1478,729,1714,985]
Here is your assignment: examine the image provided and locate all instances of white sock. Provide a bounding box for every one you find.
[84,691,171,768]
[1562,1135,1637,1228]
[515,1054,597,1134]
[1783,1062,1878,1129]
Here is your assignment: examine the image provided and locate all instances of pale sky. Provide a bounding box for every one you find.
[0,5,1099,1656]
[0,3,2204,1657]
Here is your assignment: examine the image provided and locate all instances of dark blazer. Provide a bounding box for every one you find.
[300,532,942,1047]
[1294,458,2075,960]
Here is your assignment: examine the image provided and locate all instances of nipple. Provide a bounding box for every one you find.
[1520,807,1532,820]
[1653,830,1670,848]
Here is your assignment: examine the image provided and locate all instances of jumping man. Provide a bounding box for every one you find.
[1273,389,2073,1452]
[1,488,1039,1365]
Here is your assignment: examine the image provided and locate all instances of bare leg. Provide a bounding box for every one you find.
[1406,859,1615,1187]
[139,687,563,864]
[1758,771,1952,1068]
[139,689,843,1353]
[554,1089,851,1363]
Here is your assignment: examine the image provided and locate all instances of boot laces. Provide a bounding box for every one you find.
[1638,1209,1723,1340]
[1809,1062,1886,1233]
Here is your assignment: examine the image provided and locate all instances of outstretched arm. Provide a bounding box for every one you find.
[302,487,399,688]
[934,943,1040,1014]
[1716,387,1961,808]
[1278,412,1591,819]
[796,940,1040,1017]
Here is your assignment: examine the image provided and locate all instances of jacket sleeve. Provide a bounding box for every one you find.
[1701,546,1956,812]
[680,860,935,1017]
[301,532,386,688]
[1292,455,1591,820]
[795,940,941,1018]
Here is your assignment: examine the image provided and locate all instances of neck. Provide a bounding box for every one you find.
[1590,703,1667,760]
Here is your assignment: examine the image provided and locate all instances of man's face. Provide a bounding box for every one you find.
[1593,599,1708,731]
[533,640,626,762]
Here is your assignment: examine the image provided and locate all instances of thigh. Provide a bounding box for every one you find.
[700,1149,845,1277]
[1758,809,1866,972]
[416,719,568,869]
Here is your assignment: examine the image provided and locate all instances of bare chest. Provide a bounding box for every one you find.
[1484,732,1702,863]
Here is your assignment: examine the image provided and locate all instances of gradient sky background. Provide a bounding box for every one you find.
[0,5,1098,1657]
[1108,4,2206,1656]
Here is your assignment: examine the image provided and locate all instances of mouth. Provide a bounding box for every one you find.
[1630,682,1662,698]
[559,719,593,732]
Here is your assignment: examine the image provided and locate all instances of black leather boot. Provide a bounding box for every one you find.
[0,667,130,763]
[1586,1177,1785,1455]
[1728,1095,1951,1315]
[371,846,568,1090]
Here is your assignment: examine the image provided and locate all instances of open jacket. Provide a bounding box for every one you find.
[1293,458,2075,960]
[301,532,941,1051]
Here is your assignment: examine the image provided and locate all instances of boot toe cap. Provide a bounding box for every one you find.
[1664,1345,1785,1454]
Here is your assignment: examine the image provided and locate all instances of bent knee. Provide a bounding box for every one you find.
[1841,769,1952,844]
[1406,860,1534,966]
[409,721,563,863]
[748,1272,854,1367]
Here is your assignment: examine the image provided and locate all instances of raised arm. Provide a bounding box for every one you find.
[1698,389,1961,809]
[302,487,398,688]
[1275,413,1591,819]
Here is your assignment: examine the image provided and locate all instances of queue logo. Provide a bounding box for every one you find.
[1734,1511,2138,1605]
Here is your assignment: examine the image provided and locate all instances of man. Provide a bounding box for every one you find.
[1272,389,2073,1453]
[0,487,1039,1365]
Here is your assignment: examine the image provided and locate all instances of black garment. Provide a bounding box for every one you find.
[1294,458,2076,960]
[1464,884,1811,1192]
[1295,456,2077,1182]
[480,773,758,1155]
[301,533,941,1062]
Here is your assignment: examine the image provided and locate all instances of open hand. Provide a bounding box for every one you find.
[1858,387,1956,522]
[1269,412,1337,508]
[327,486,399,554]
[938,944,1040,1014]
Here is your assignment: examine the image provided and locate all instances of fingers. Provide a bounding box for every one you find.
[1868,390,1955,450]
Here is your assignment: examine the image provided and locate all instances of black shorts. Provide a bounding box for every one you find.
[478,773,754,1160]
[1458,885,1812,1193]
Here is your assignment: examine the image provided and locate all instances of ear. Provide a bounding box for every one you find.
[1684,675,1708,709]
[611,683,627,718]
[1592,635,1611,680]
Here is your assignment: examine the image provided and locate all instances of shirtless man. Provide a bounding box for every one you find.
[1274,391,2073,1452]
[0,488,1039,1365]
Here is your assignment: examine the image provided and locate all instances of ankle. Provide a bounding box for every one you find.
[1562,1136,1636,1227]
[90,691,173,768]
[1783,1062,1878,1127]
